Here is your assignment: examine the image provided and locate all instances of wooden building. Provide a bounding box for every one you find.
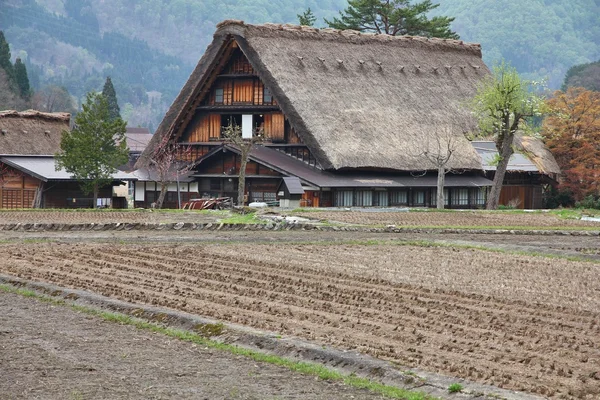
[138,21,557,209]
[0,110,134,208]
[473,136,560,209]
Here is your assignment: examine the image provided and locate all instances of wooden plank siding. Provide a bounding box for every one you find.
[186,114,222,142]
[263,113,285,141]
[203,78,276,107]
[0,171,41,209]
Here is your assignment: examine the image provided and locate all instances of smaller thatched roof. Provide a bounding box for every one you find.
[514,134,561,175]
[0,110,70,156]
[472,135,561,176]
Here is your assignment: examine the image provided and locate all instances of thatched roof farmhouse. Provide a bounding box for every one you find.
[139,20,558,209]
[0,110,134,208]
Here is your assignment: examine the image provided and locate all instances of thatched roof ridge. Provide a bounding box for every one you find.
[0,110,70,156]
[216,20,482,55]
[143,20,489,171]
[0,109,70,122]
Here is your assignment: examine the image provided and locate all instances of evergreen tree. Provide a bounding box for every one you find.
[102,76,121,121]
[0,31,15,87]
[325,0,459,39]
[56,92,129,208]
[14,58,31,100]
[298,8,317,27]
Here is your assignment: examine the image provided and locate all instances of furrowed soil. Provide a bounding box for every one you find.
[293,210,600,228]
[2,238,599,399]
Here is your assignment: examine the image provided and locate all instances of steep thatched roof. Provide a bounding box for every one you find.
[0,110,70,155]
[145,20,490,171]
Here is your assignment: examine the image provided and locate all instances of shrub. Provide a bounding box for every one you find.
[448,383,463,393]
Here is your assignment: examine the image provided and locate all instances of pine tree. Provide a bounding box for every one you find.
[14,58,31,100]
[102,76,121,121]
[0,31,15,87]
[298,8,317,27]
[325,0,459,39]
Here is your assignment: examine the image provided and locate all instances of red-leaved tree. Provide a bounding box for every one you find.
[542,88,600,201]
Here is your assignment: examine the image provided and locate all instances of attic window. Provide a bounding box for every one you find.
[263,87,273,104]
[215,88,224,104]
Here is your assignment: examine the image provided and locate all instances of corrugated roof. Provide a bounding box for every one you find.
[125,132,153,153]
[198,145,492,188]
[472,141,540,172]
[281,176,305,194]
[0,156,137,181]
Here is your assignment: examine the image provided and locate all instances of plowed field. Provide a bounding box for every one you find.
[2,242,599,399]
[293,210,600,228]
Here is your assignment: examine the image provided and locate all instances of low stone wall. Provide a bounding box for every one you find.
[0,221,599,236]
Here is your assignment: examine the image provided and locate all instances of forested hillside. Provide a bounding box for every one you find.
[434,0,600,88]
[1,0,598,129]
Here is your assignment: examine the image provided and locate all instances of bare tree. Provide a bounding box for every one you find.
[417,126,459,209]
[222,123,264,206]
[150,133,192,209]
[32,85,76,113]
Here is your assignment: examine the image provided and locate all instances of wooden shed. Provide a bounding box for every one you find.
[277,176,304,208]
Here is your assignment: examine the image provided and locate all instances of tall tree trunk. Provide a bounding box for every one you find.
[93,182,98,209]
[436,166,446,209]
[237,150,249,206]
[156,182,168,209]
[487,134,514,210]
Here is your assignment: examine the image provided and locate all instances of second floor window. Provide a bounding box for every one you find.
[263,87,273,104]
[215,88,224,104]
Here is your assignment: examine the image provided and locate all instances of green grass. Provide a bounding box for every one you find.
[218,213,265,224]
[448,383,463,393]
[0,284,434,400]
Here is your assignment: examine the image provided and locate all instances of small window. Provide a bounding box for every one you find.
[210,179,221,191]
[215,88,224,104]
[263,87,273,104]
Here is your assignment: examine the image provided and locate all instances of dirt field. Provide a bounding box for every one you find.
[293,210,600,228]
[0,210,225,224]
[2,240,599,399]
[0,291,388,400]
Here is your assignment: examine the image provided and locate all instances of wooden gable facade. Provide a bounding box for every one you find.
[180,42,304,148]
[158,39,322,207]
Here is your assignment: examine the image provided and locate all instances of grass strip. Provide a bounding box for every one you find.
[0,283,433,400]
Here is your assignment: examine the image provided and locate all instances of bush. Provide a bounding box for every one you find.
[544,188,575,209]
[575,195,600,209]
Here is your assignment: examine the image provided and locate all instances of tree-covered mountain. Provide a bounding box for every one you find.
[562,60,600,92]
[434,0,600,89]
[1,0,598,129]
